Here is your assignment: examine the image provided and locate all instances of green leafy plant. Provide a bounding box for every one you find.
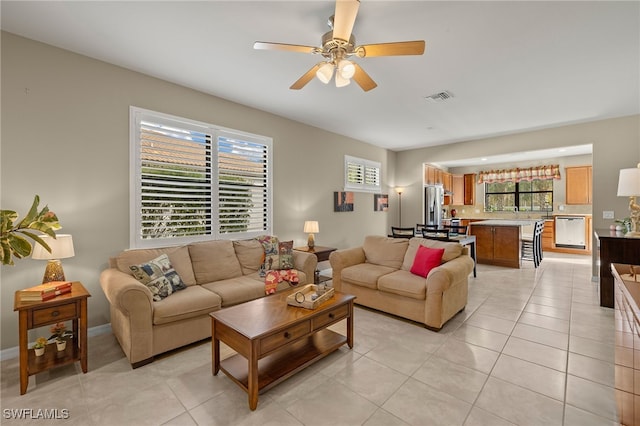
[0,195,61,265]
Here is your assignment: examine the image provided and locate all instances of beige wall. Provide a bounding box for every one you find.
[0,33,394,349]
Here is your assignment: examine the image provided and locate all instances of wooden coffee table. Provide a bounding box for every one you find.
[210,288,355,410]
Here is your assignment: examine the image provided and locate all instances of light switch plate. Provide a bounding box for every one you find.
[603,210,615,219]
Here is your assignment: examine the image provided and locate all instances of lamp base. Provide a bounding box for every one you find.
[42,260,66,283]
[307,234,315,249]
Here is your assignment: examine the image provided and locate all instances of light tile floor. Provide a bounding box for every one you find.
[1,253,618,425]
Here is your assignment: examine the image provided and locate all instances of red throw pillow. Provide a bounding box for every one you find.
[410,246,445,278]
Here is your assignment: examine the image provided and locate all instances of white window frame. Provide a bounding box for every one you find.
[344,155,382,193]
[130,107,273,248]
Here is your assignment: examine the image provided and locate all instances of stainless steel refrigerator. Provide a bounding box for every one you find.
[424,185,444,227]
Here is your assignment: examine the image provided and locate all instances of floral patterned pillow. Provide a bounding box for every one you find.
[129,254,187,301]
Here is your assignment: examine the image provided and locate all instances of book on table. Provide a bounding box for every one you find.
[19,281,72,302]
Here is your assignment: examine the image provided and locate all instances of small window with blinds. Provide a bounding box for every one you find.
[344,155,382,192]
[130,107,272,248]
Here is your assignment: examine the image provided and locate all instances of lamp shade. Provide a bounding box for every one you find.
[335,72,351,87]
[618,166,640,196]
[304,221,319,234]
[316,62,334,84]
[337,59,355,79]
[32,234,75,260]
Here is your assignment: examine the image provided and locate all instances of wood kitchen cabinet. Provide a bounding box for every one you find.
[442,172,452,193]
[424,165,436,185]
[471,224,521,268]
[566,165,592,205]
[452,175,464,205]
[463,174,476,205]
[542,220,555,251]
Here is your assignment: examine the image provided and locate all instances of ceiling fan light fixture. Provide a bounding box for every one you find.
[337,59,355,79]
[316,62,334,84]
[335,72,351,87]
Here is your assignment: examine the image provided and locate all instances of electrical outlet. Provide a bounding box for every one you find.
[558,205,565,211]
[603,210,615,219]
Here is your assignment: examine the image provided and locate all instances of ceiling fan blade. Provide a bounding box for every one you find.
[357,41,426,57]
[333,0,360,42]
[254,41,318,54]
[290,64,322,90]
[352,63,377,92]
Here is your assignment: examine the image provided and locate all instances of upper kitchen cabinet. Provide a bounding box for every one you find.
[442,172,453,193]
[451,174,475,205]
[566,166,592,204]
[452,175,464,205]
[464,174,476,205]
[424,164,447,186]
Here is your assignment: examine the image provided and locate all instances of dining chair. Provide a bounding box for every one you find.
[445,224,468,236]
[421,227,450,241]
[391,227,415,238]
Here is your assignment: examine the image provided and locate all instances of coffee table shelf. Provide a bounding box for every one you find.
[220,329,346,393]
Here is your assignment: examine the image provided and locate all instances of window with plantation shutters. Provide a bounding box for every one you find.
[130,107,272,248]
[344,155,382,192]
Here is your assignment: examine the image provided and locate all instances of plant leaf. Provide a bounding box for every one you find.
[7,233,32,258]
[17,195,40,229]
[19,230,52,253]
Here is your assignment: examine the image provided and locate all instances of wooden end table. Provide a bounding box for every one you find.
[13,281,91,395]
[210,289,355,410]
[293,245,337,283]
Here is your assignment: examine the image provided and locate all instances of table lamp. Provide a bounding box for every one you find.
[303,221,319,249]
[31,234,75,283]
[617,163,640,237]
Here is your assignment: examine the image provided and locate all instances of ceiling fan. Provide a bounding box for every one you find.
[253,0,425,92]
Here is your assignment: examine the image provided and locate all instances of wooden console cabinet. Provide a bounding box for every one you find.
[596,230,640,308]
[612,263,640,425]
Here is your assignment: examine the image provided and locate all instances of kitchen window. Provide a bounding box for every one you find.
[484,179,553,212]
[130,107,272,248]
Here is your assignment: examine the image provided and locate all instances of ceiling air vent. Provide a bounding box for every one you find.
[425,91,454,102]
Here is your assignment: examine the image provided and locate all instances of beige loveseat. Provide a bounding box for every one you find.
[100,239,317,367]
[329,236,474,330]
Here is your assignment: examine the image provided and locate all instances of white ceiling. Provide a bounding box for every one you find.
[1,1,638,156]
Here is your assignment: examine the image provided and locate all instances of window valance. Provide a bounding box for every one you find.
[478,165,561,184]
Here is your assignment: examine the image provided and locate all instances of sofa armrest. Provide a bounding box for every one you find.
[426,255,474,295]
[292,251,318,284]
[329,247,366,290]
[100,268,154,314]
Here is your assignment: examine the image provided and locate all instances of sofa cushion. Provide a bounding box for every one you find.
[401,238,463,271]
[189,240,243,284]
[129,254,188,301]
[363,235,409,269]
[410,246,445,278]
[115,246,196,286]
[153,285,222,325]
[278,240,294,269]
[257,235,280,271]
[378,270,427,300]
[233,239,264,275]
[202,275,291,307]
[341,263,397,289]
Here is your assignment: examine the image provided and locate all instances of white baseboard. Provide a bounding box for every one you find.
[0,323,112,361]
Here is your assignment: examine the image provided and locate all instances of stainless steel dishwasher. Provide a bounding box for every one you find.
[555,216,586,249]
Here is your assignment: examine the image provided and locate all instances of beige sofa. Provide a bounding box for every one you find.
[329,236,474,330]
[100,239,317,367]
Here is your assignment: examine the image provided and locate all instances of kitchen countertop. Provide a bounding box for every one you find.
[470,219,538,226]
